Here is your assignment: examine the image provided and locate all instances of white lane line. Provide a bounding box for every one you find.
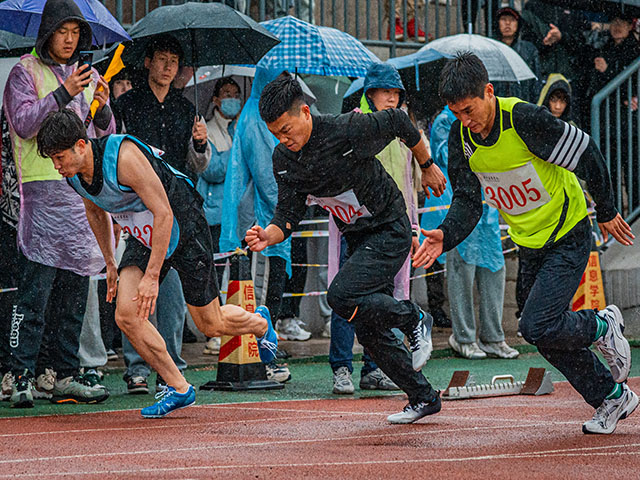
[0,414,332,438]
[0,421,621,466]
[1,443,640,478]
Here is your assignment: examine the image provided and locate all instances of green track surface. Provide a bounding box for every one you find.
[2,346,639,418]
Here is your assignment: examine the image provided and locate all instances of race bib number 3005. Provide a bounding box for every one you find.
[475,162,551,216]
[307,189,372,225]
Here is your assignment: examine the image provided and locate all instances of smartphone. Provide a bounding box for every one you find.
[78,51,93,71]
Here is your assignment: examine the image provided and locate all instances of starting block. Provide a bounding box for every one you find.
[442,367,554,401]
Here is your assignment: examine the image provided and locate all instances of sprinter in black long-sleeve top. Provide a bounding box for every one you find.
[245,73,447,424]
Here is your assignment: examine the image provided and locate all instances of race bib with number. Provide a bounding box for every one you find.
[475,162,551,216]
[307,189,372,225]
[111,210,154,248]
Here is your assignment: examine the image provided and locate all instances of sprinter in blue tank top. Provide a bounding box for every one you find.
[36,110,278,418]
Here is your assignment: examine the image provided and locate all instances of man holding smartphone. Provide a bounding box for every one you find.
[2,0,114,407]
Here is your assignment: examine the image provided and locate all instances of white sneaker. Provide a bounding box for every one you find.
[276,318,312,341]
[1,372,14,401]
[33,368,56,399]
[387,393,442,424]
[266,361,291,383]
[582,384,639,434]
[477,339,519,359]
[407,311,433,371]
[322,320,331,338]
[332,366,355,394]
[449,335,487,359]
[595,305,631,383]
[203,337,221,355]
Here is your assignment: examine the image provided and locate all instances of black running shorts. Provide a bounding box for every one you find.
[118,203,219,307]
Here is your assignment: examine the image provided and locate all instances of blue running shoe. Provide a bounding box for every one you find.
[256,305,278,363]
[141,385,195,418]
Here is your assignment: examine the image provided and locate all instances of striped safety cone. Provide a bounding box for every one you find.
[200,253,284,391]
[572,251,606,312]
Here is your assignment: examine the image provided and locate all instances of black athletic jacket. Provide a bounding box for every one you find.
[440,99,617,252]
[270,109,421,238]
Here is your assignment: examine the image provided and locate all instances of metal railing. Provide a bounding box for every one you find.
[104,0,517,57]
[591,56,640,224]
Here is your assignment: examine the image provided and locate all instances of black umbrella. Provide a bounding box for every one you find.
[0,30,34,57]
[539,0,640,18]
[122,2,280,115]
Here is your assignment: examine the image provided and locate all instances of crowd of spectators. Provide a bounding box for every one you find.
[0,0,638,408]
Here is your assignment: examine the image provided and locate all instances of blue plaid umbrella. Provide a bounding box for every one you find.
[258,16,379,78]
[0,0,130,45]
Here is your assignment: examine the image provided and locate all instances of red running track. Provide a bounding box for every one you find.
[1,378,639,479]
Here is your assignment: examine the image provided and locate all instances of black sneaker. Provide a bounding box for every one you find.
[182,319,198,344]
[387,392,442,424]
[275,348,290,360]
[126,375,149,395]
[78,368,104,387]
[156,375,168,393]
[10,372,34,408]
[431,308,452,328]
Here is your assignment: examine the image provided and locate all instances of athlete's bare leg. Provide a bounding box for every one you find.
[187,298,268,339]
[115,266,190,393]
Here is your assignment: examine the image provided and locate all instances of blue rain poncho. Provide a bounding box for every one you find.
[219,67,291,274]
[420,106,504,272]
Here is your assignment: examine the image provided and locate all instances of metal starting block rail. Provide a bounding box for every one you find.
[442,367,554,401]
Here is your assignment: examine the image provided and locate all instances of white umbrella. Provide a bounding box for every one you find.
[183,65,317,117]
[419,34,536,82]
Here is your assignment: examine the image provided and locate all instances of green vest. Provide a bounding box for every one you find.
[10,54,95,183]
[462,97,587,249]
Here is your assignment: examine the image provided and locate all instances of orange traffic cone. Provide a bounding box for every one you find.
[572,251,606,311]
[200,253,283,391]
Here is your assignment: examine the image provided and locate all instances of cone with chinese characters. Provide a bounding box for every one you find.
[200,253,283,391]
[572,251,606,312]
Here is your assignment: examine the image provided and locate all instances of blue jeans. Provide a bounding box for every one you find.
[518,217,615,408]
[10,253,88,379]
[329,236,378,377]
[122,268,187,379]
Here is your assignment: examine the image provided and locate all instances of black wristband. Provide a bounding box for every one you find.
[419,158,434,169]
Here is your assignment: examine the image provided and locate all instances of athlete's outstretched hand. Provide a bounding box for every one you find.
[421,164,446,199]
[133,273,159,320]
[105,263,118,303]
[413,228,444,268]
[245,225,270,252]
[599,214,635,246]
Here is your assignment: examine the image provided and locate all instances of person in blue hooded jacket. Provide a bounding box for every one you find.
[197,76,243,356]
[427,105,519,360]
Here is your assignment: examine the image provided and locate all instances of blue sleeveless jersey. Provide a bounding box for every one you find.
[68,134,194,258]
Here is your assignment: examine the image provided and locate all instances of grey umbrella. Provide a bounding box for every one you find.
[419,34,536,82]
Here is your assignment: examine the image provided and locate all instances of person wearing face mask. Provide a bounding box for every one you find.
[197,77,243,357]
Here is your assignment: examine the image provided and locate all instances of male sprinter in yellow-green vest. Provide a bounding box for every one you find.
[416,52,637,435]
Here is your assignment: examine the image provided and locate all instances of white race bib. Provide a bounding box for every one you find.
[475,162,551,216]
[307,189,372,225]
[112,210,154,248]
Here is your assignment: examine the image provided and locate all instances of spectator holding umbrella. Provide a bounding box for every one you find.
[2,0,113,407]
[492,7,542,103]
[113,34,211,395]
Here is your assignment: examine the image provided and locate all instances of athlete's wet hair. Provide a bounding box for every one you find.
[439,52,489,104]
[259,72,305,124]
[37,109,88,158]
